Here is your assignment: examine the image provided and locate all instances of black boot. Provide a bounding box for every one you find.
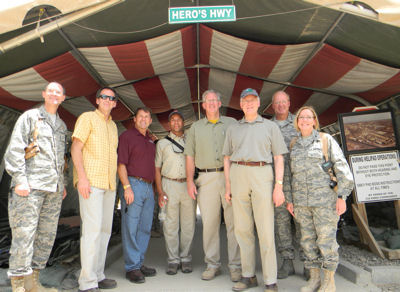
[277,259,295,279]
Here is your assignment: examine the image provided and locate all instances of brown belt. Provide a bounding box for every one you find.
[132,176,153,184]
[233,161,268,167]
[163,176,186,183]
[198,167,224,173]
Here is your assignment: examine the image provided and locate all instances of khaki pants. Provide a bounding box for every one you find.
[197,172,240,269]
[162,178,196,264]
[230,164,277,285]
[78,187,115,290]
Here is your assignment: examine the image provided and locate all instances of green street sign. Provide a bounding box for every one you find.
[169,5,236,24]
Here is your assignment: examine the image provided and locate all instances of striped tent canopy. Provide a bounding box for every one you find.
[1,0,400,137]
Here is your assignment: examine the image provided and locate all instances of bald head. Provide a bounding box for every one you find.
[272,91,290,120]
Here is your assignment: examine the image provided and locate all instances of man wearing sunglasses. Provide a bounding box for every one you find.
[155,110,196,276]
[71,87,118,292]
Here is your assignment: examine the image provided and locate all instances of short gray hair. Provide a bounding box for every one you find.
[202,89,221,102]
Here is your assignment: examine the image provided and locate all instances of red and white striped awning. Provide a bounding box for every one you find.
[0,24,399,136]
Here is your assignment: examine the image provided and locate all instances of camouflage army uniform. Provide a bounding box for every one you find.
[5,105,67,277]
[288,130,354,271]
[271,113,302,260]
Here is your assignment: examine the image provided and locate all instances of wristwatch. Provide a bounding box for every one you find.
[123,184,131,190]
[338,195,343,199]
[276,180,283,185]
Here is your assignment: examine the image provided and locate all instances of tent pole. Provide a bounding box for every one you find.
[196,0,201,120]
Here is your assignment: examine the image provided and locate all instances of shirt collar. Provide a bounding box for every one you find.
[38,105,60,121]
[271,112,294,124]
[301,129,319,142]
[131,126,152,139]
[169,132,185,139]
[95,109,113,122]
[239,115,263,124]
[203,116,222,125]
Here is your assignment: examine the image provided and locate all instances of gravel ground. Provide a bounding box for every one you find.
[339,243,400,267]
[338,225,400,292]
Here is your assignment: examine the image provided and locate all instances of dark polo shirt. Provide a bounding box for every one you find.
[117,127,156,182]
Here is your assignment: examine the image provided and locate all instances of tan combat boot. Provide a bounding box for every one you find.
[317,269,336,292]
[25,269,58,292]
[300,268,321,292]
[10,276,26,292]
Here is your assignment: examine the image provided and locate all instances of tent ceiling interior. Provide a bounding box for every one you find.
[1,0,400,137]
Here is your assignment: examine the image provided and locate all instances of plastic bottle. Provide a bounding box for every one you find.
[159,195,168,222]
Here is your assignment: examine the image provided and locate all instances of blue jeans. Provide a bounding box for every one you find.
[119,177,154,272]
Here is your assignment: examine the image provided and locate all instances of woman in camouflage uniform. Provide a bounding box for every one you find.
[286,106,354,292]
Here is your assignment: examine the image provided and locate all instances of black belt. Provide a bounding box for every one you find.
[163,176,186,183]
[232,161,269,167]
[132,176,152,184]
[197,167,224,173]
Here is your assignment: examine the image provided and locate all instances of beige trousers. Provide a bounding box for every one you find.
[230,164,277,285]
[78,187,115,290]
[197,172,241,269]
[162,178,196,264]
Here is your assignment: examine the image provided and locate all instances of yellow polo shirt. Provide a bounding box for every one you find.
[72,109,118,190]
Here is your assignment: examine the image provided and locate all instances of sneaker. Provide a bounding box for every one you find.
[181,261,192,273]
[166,263,179,275]
[201,267,221,280]
[232,276,258,292]
[230,268,242,282]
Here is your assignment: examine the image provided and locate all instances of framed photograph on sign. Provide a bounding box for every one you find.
[338,109,399,156]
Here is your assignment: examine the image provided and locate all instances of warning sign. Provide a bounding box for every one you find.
[350,151,400,203]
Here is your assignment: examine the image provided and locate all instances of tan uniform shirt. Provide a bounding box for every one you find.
[155,132,186,179]
[222,115,288,162]
[184,116,237,169]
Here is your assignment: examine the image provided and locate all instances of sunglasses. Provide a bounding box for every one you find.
[172,144,184,154]
[98,94,117,101]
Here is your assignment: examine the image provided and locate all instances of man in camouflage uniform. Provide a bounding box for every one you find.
[270,91,305,279]
[5,82,67,292]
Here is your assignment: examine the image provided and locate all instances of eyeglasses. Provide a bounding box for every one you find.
[204,99,219,103]
[46,89,63,96]
[98,94,117,101]
[298,116,314,120]
[241,98,258,104]
[273,101,288,105]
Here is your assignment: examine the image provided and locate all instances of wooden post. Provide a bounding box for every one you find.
[352,191,369,244]
[352,204,385,258]
[394,200,400,230]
